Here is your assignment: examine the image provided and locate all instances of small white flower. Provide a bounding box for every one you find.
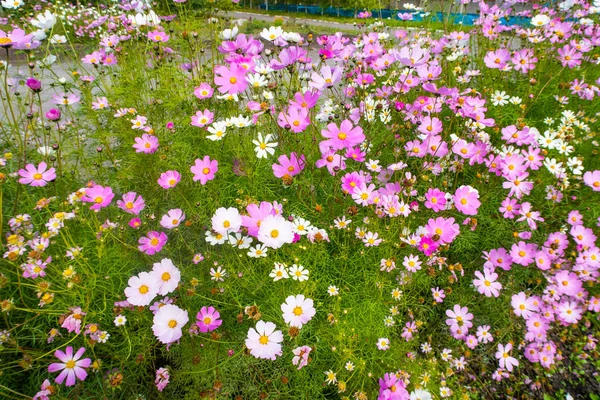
[289,264,309,282]
[114,315,127,327]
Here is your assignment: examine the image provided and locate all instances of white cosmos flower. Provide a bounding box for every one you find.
[281,294,316,328]
[245,320,283,360]
[257,214,294,249]
[31,10,57,30]
[252,133,277,159]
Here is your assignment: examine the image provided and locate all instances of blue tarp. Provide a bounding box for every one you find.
[257,4,533,26]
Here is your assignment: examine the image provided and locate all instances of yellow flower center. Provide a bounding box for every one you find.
[270,230,279,238]
[65,360,76,369]
[293,306,303,316]
[139,285,149,294]
[161,272,171,281]
[202,168,210,174]
[259,335,269,345]
[168,319,177,328]
[33,173,43,180]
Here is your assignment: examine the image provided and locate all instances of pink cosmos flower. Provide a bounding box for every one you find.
[241,201,276,237]
[510,241,536,266]
[160,209,185,229]
[190,156,218,185]
[445,304,473,331]
[309,65,342,91]
[61,307,86,334]
[277,106,310,133]
[155,367,170,392]
[495,343,519,372]
[194,83,214,99]
[196,306,222,332]
[570,225,597,248]
[401,321,418,341]
[484,48,510,70]
[133,133,159,153]
[272,152,306,179]
[425,217,460,245]
[511,292,538,318]
[148,30,169,43]
[583,170,600,191]
[82,185,114,211]
[315,150,346,175]
[191,109,214,128]
[424,188,447,212]
[51,93,80,106]
[557,44,582,68]
[418,116,443,136]
[117,192,145,215]
[320,119,365,152]
[291,345,312,370]
[555,270,583,297]
[214,63,248,94]
[158,170,181,189]
[473,268,502,297]
[18,162,56,187]
[48,346,91,387]
[453,185,480,215]
[512,48,537,73]
[499,197,520,219]
[33,379,52,400]
[138,231,168,255]
[432,287,445,303]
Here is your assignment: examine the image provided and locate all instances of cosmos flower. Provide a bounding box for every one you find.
[196,306,222,332]
[48,346,91,387]
[280,294,316,328]
[18,162,56,187]
[245,320,283,360]
[152,304,189,344]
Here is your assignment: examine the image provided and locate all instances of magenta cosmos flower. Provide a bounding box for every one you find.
[138,231,168,255]
[190,156,218,185]
[18,162,56,187]
[82,185,114,211]
[272,152,306,179]
[133,133,159,154]
[214,63,248,95]
[196,306,222,332]
[48,346,91,387]
[117,192,145,215]
[320,119,365,152]
[378,372,409,400]
[157,170,181,189]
